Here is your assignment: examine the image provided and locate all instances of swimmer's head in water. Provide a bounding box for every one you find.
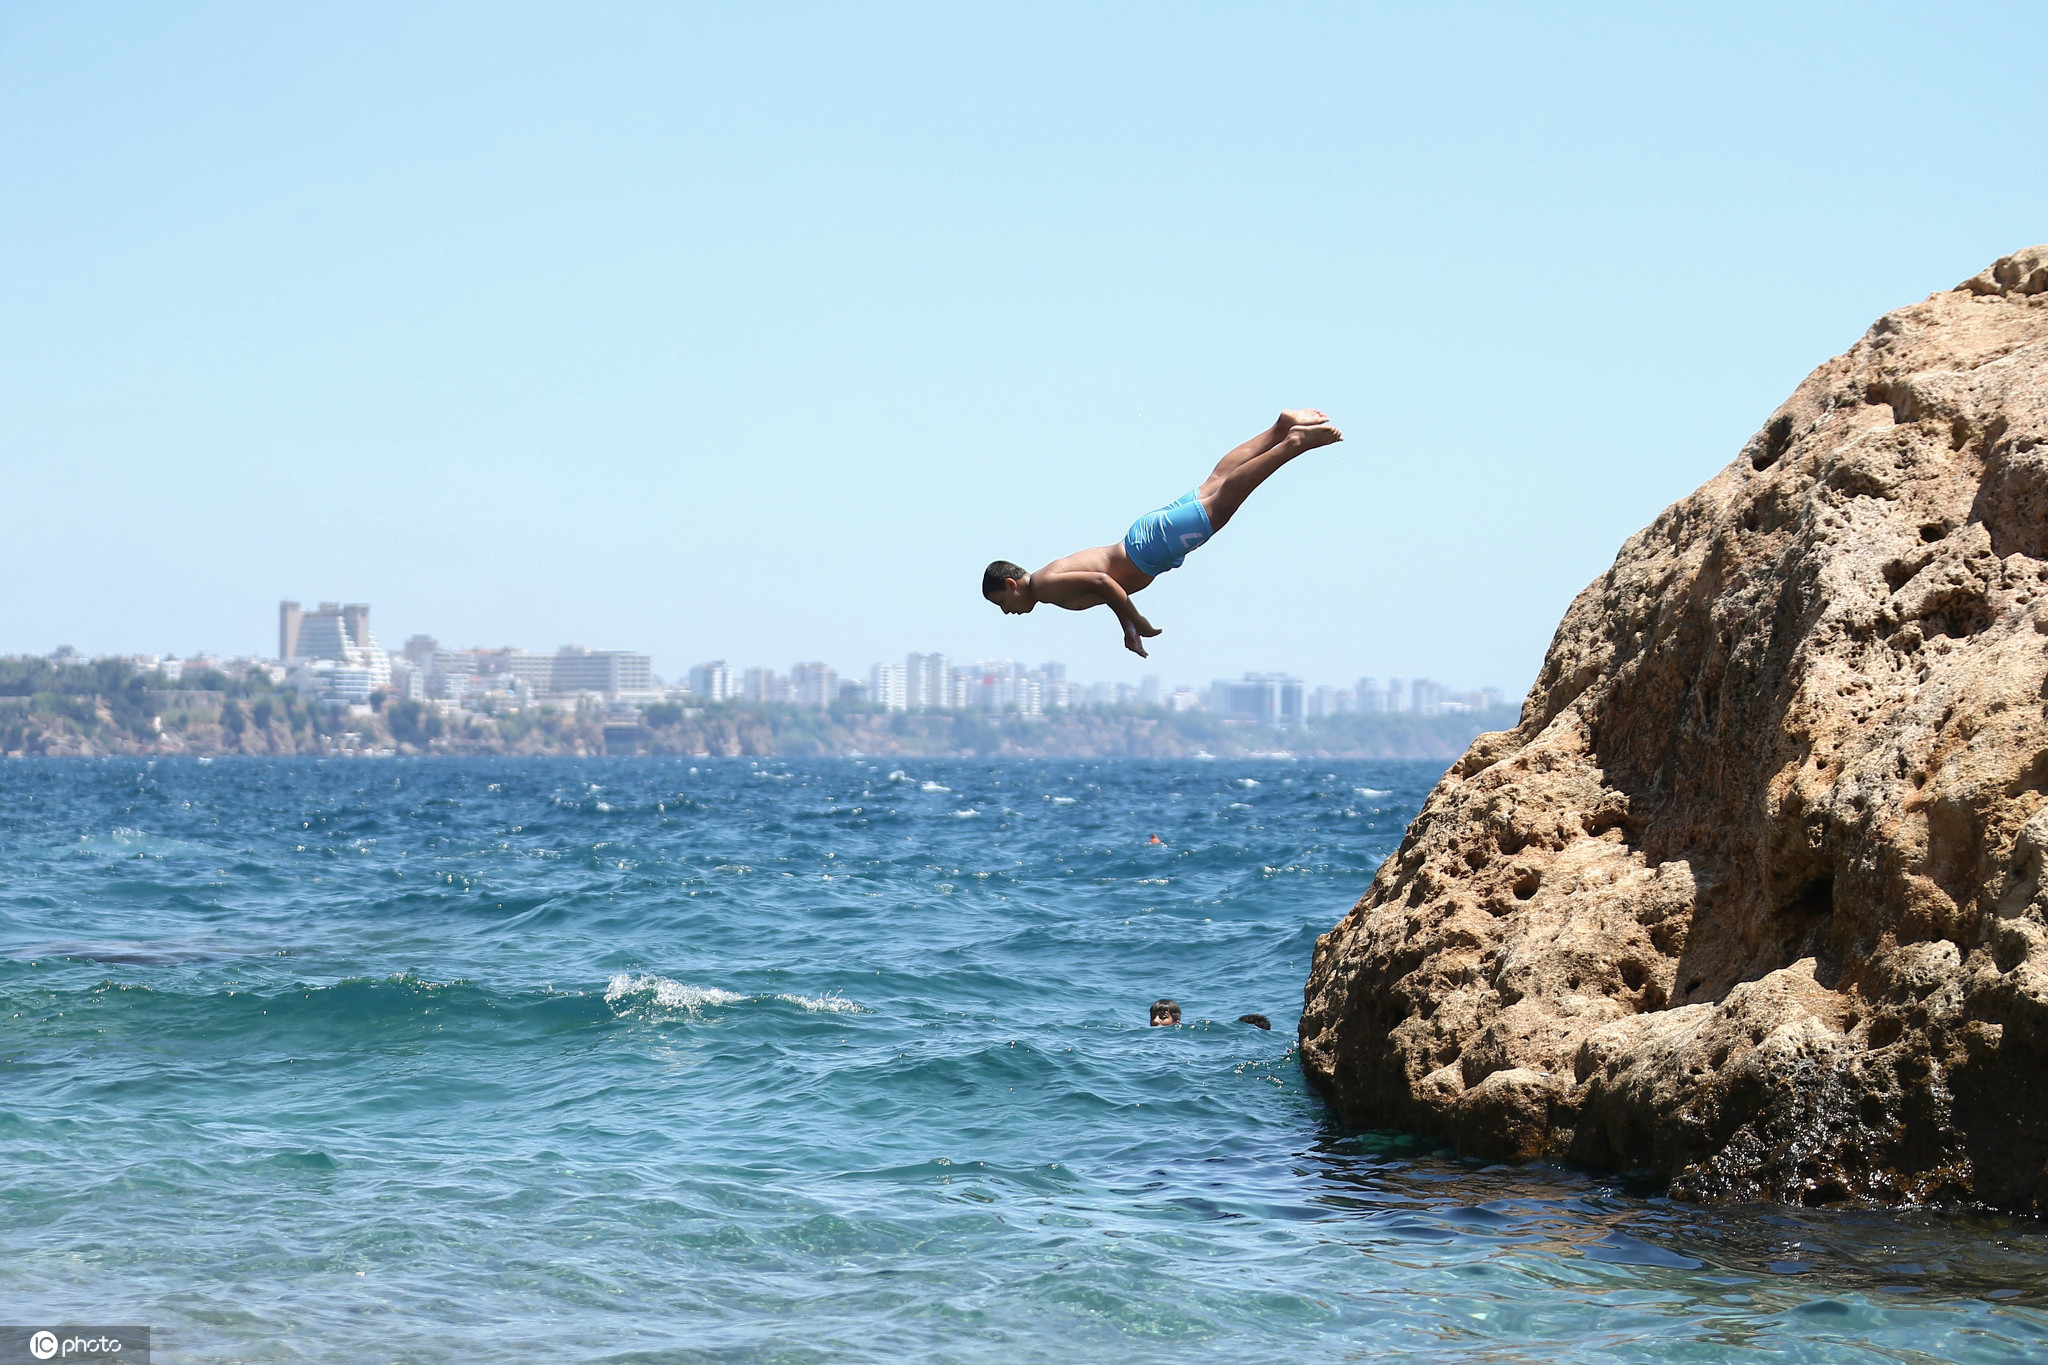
[1149,998,1180,1026]
[982,560,1032,613]
[1237,1013,1271,1030]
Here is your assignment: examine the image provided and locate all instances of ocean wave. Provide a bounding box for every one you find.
[24,940,234,966]
[604,973,745,1012]
[604,974,867,1017]
[62,828,220,860]
[776,991,868,1014]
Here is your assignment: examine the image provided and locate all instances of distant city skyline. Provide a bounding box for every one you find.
[31,597,1514,724]
[31,600,1526,705]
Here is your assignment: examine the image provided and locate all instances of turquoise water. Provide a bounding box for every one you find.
[3,757,2046,1363]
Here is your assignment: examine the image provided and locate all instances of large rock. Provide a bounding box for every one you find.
[1300,247,2048,1209]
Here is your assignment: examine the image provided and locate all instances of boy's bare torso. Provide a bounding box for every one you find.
[1031,542,1152,605]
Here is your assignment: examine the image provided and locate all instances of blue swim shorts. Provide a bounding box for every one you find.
[1122,489,1214,578]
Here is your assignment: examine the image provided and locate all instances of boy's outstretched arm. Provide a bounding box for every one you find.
[1035,570,1163,657]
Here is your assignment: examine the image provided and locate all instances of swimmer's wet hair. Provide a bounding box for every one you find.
[982,560,1027,597]
[1238,1013,1272,1030]
[1150,998,1181,1022]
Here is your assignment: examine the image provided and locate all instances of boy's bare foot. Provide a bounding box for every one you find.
[1285,421,1343,451]
[1276,409,1328,433]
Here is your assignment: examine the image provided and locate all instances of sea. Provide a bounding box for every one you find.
[3,757,2046,1364]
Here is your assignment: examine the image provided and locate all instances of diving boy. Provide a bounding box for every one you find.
[982,411,1343,656]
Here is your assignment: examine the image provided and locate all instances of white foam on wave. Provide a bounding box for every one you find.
[1353,787,1391,797]
[921,781,951,792]
[952,808,980,818]
[604,973,745,1012]
[605,974,867,1017]
[68,828,216,859]
[1047,795,1077,804]
[1234,778,1260,788]
[776,991,869,1014]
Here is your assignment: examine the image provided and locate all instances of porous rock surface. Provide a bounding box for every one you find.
[1300,247,2048,1208]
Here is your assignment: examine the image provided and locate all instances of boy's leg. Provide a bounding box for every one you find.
[1197,413,1342,530]
[1207,410,1323,481]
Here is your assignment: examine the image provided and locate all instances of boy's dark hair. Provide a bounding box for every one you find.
[982,560,1027,597]
[1237,1013,1272,1030]
[1150,998,1181,1022]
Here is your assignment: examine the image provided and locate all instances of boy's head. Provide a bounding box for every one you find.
[1149,998,1181,1027]
[982,560,1033,614]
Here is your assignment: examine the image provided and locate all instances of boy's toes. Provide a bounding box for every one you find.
[1278,408,1327,429]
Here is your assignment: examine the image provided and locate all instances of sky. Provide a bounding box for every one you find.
[2,2,2044,697]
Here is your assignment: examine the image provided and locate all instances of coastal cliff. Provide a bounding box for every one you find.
[1300,247,2048,1208]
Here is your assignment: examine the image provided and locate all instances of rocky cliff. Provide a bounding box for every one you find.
[1300,247,2048,1209]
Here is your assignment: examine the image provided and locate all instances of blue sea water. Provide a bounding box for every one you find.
[3,758,2047,1364]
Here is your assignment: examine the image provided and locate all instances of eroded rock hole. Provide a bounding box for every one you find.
[1751,413,1794,471]
[1777,874,1836,967]
[1868,379,1922,425]
[1922,593,1994,639]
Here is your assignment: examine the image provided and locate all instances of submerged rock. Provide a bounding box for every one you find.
[1301,246,2048,1209]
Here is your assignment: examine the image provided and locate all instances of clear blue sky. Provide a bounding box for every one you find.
[3,2,2042,695]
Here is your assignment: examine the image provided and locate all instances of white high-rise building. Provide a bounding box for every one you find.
[870,662,907,711]
[906,653,951,711]
[281,600,390,694]
[742,667,788,704]
[688,661,735,702]
[954,660,1044,714]
[790,662,838,708]
[1210,673,1306,726]
[952,666,984,712]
